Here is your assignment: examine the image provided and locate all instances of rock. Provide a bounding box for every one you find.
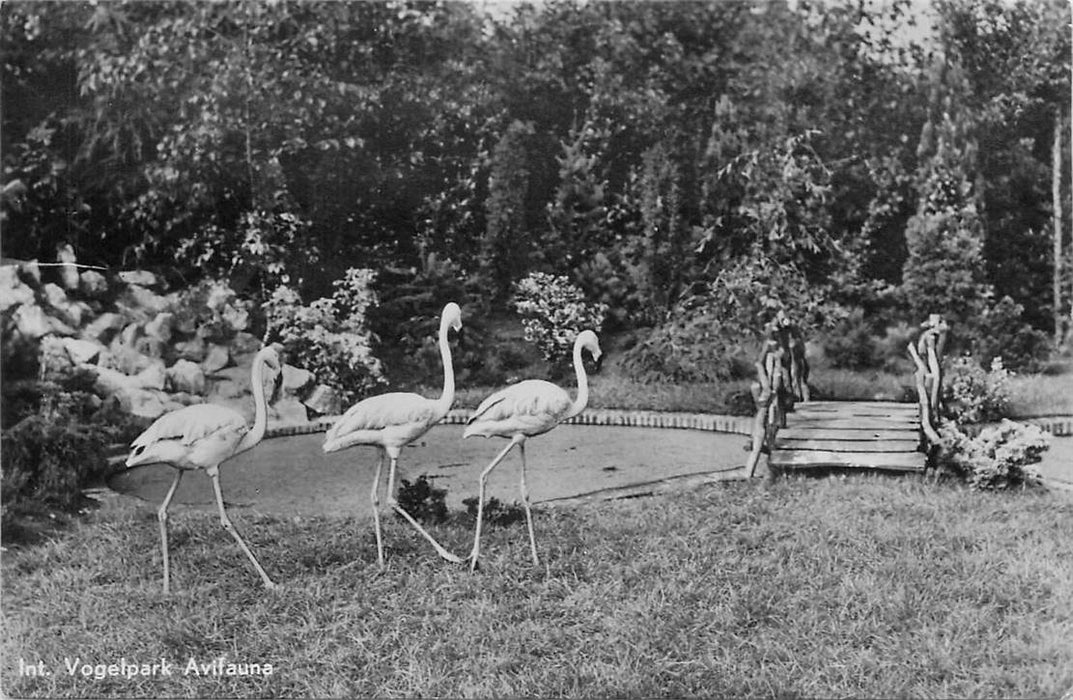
[119,322,141,347]
[175,336,207,362]
[281,364,315,396]
[118,270,158,288]
[79,270,108,298]
[105,342,156,375]
[166,359,206,395]
[42,282,67,309]
[18,260,41,286]
[230,331,262,355]
[201,344,230,374]
[127,388,167,420]
[57,243,79,290]
[41,282,86,327]
[144,312,174,344]
[83,312,125,344]
[134,360,167,390]
[85,364,137,396]
[14,303,74,339]
[0,265,35,313]
[209,378,245,400]
[116,285,168,321]
[303,384,341,416]
[272,397,308,424]
[134,335,166,359]
[62,337,103,365]
[39,335,74,377]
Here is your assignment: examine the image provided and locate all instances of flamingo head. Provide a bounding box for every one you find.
[442,302,463,333]
[576,329,602,364]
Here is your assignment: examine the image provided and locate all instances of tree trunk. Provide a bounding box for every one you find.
[1054,112,1064,346]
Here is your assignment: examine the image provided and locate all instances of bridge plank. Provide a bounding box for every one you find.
[787,417,919,429]
[770,449,926,471]
[774,438,920,452]
[778,427,919,441]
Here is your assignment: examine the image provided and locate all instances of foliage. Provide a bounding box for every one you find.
[371,253,492,386]
[511,272,607,366]
[823,308,879,370]
[169,277,253,342]
[395,476,448,526]
[264,268,385,406]
[462,495,526,527]
[967,295,1050,372]
[942,356,1012,425]
[935,419,1050,490]
[482,120,535,301]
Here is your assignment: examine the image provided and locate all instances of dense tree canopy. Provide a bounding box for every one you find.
[2,0,1070,368]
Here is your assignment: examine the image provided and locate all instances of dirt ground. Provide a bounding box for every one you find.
[109,424,752,517]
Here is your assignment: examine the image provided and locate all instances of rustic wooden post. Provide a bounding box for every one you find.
[908,315,948,480]
[745,344,777,478]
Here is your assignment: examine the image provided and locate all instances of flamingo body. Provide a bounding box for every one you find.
[127,404,249,471]
[323,392,442,455]
[124,345,282,593]
[323,302,464,567]
[465,330,601,570]
[463,380,573,440]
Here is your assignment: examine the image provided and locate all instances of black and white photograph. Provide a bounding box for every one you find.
[2,0,1072,696]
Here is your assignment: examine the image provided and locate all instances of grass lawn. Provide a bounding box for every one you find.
[4,475,1072,698]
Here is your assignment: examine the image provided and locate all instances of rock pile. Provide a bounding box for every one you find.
[2,259,327,425]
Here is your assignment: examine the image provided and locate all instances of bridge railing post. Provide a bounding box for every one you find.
[745,315,805,478]
[907,314,948,453]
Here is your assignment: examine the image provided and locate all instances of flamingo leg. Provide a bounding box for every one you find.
[370,451,385,568]
[385,453,462,564]
[471,435,525,571]
[157,470,184,594]
[518,442,539,565]
[208,469,276,589]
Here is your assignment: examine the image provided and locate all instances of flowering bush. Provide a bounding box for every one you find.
[942,356,1011,425]
[170,278,253,341]
[512,272,607,366]
[265,268,385,405]
[935,420,1050,490]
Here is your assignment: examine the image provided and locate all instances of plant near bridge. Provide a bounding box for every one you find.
[936,419,1050,490]
[942,355,1011,425]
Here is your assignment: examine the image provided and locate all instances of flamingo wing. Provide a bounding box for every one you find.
[465,380,572,437]
[325,392,438,442]
[131,404,248,449]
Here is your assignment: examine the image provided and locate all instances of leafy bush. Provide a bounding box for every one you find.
[395,476,448,525]
[967,295,1049,373]
[621,303,752,384]
[935,420,1050,490]
[462,496,526,526]
[265,268,386,406]
[942,356,1011,425]
[371,253,494,386]
[170,277,254,341]
[823,308,878,370]
[512,272,607,366]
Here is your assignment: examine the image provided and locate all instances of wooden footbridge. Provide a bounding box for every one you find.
[770,400,925,472]
[744,314,947,477]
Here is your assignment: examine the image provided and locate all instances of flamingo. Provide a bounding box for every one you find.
[125,344,283,593]
[322,302,464,567]
[463,329,602,570]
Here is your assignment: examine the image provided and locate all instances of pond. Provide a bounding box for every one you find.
[109,424,751,517]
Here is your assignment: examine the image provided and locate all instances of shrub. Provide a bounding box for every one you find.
[170,277,254,341]
[967,295,1049,373]
[462,496,526,526]
[512,272,607,366]
[621,305,751,384]
[823,308,878,370]
[935,420,1050,490]
[942,356,1011,425]
[395,476,448,525]
[265,268,386,406]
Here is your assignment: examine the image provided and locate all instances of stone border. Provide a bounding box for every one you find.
[263,408,755,440]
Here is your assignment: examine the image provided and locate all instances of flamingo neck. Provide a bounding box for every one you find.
[565,338,590,420]
[235,350,270,455]
[433,316,455,417]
